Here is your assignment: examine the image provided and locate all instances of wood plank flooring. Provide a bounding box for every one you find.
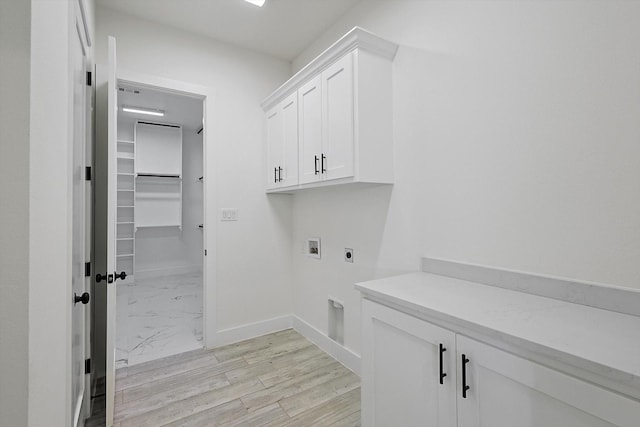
[107,329,360,426]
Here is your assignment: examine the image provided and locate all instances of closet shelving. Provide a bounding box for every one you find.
[116,139,136,278]
[134,121,183,229]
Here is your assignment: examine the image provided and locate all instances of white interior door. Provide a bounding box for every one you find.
[71,11,88,427]
[105,36,118,427]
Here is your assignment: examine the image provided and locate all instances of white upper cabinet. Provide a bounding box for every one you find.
[298,76,323,185]
[321,53,354,181]
[266,92,298,190]
[262,27,398,193]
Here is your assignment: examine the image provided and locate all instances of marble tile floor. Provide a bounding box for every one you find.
[116,271,203,368]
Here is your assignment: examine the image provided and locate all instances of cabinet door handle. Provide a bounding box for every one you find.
[439,343,447,384]
[321,154,327,173]
[314,155,319,175]
[274,167,278,183]
[278,167,283,182]
[462,354,470,398]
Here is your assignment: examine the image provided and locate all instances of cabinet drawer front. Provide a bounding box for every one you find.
[362,300,456,427]
[457,335,640,427]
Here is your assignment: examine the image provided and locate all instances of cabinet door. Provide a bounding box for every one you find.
[322,52,354,181]
[457,336,640,427]
[298,75,323,184]
[280,92,298,188]
[265,106,283,189]
[362,300,457,427]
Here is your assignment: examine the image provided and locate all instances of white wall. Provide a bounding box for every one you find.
[0,1,30,424]
[96,6,294,332]
[291,0,640,356]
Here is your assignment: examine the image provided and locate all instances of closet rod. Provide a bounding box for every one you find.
[138,121,180,129]
[137,173,181,178]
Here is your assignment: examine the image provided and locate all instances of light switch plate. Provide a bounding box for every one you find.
[221,208,238,221]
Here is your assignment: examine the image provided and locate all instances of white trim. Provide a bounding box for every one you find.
[77,0,91,47]
[209,315,361,377]
[117,69,210,100]
[214,316,293,348]
[292,316,361,377]
[113,69,218,350]
[261,26,398,111]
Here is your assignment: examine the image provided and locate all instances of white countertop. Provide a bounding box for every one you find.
[356,272,640,397]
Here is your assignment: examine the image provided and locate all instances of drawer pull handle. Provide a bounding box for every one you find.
[439,343,447,384]
[462,354,470,398]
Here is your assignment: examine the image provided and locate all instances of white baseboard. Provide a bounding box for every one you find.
[135,265,202,281]
[213,315,293,348]
[293,315,361,377]
[206,314,361,377]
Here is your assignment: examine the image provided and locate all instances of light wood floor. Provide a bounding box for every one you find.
[94,329,360,426]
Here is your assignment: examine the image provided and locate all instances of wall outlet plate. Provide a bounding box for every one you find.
[221,208,238,221]
[307,237,321,259]
[344,248,354,263]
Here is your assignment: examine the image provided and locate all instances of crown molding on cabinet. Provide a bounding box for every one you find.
[261,26,399,111]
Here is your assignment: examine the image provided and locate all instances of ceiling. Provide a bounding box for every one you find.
[96,0,361,61]
[117,83,203,130]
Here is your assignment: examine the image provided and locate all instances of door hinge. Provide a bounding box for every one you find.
[85,358,91,374]
[85,262,91,277]
[85,166,91,181]
[86,71,92,86]
[204,249,207,256]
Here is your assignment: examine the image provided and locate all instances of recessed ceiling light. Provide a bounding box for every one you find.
[121,106,165,117]
[244,0,265,7]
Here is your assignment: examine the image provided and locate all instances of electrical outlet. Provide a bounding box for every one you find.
[344,248,354,263]
[307,238,321,259]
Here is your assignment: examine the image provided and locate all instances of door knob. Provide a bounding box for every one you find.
[114,271,127,281]
[96,273,114,283]
[74,292,90,305]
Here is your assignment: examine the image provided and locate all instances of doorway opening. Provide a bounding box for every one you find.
[114,83,205,368]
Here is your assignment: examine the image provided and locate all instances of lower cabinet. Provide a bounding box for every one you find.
[361,300,456,427]
[361,299,640,427]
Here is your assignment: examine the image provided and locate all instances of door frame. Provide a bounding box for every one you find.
[116,68,218,350]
